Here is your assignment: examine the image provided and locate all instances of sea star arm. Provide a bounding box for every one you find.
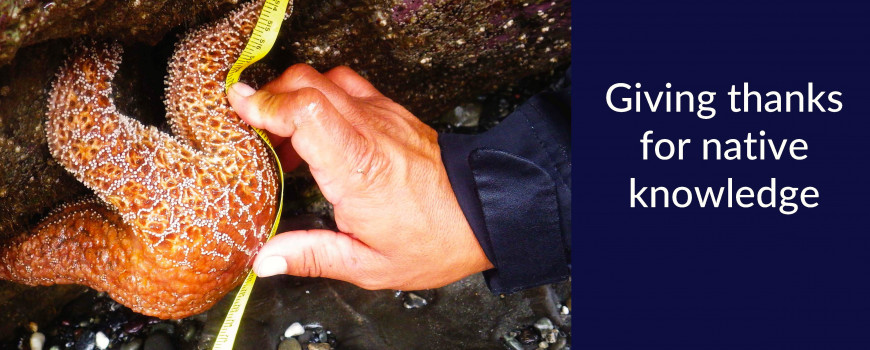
[0,0,279,319]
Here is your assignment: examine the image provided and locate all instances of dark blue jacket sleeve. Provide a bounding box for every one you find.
[438,83,571,294]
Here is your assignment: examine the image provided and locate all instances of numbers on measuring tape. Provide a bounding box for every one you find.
[213,0,291,349]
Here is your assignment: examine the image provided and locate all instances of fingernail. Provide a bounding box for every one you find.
[230,82,256,97]
[256,256,287,277]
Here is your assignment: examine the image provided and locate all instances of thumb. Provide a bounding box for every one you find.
[253,230,383,284]
[228,82,367,204]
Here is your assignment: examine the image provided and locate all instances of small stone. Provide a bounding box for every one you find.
[402,292,428,309]
[539,340,550,349]
[120,338,143,350]
[277,338,302,350]
[517,327,540,344]
[123,320,145,334]
[314,329,328,343]
[442,103,482,128]
[143,332,174,350]
[545,329,558,343]
[534,317,554,332]
[30,332,46,350]
[297,330,314,343]
[284,322,305,338]
[560,305,570,315]
[307,343,331,350]
[95,331,110,349]
[503,336,524,350]
[50,346,60,350]
[76,330,96,350]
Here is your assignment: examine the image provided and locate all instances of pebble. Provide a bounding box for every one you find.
[277,338,302,350]
[544,329,558,343]
[517,326,540,344]
[120,338,144,350]
[560,305,570,315]
[534,317,555,332]
[143,332,175,350]
[503,335,524,350]
[315,329,328,343]
[284,322,305,338]
[539,340,550,349]
[402,292,428,309]
[307,343,331,350]
[75,330,96,350]
[95,331,109,349]
[30,332,46,350]
[444,103,482,127]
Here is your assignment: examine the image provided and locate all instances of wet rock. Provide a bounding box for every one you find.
[283,322,304,338]
[534,317,555,332]
[517,326,540,344]
[95,331,109,349]
[442,103,483,128]
[544,329,558,344]
[142,332,174,350]
[119,338,143,350]
[503,333,524,350]
[277,338,302,350]
[29,331,45,350]
[402,292,429,309]
[75,330,95,350]
[307,343,331,350]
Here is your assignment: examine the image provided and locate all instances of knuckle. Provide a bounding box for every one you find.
[328,65,355,76]
[282,63,319,82]
[300,245,323,278]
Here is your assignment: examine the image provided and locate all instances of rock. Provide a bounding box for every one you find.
[402,292,428,309]
[29,331,45,350]
[143,332,174,350]
[283,322,304,338]
[517,326,540,344]
[277,338,302,350]
[75,330,96,350]
[539,340,550,348]
[119,338,143,350]
[503,335,524,350]
[443,103,483,128]
[95,331,109,349]
[560,305,570,315]
[534,317,555,332]
[544,329,558,343]
[307,343,331,350]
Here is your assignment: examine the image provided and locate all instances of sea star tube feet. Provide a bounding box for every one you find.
[0,0,279,319]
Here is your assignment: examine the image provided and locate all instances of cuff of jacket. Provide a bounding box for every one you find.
[438,91,571,294]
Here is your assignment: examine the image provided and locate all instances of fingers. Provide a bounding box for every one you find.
[323,66,381,99]
[253,229,387,288]
[228,83,366,202]
[259,64,357,114]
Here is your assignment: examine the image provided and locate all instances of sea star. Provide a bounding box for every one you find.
[0,0,279,319]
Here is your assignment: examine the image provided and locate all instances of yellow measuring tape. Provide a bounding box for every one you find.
[214,0,291,349]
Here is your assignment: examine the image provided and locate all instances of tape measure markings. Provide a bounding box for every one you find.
[213,0,291,349]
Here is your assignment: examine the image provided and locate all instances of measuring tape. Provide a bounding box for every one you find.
[214,0,291,349]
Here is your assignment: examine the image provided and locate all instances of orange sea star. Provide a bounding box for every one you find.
[0,0,279,319]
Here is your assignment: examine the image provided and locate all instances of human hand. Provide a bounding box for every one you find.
[227,64,493,290]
